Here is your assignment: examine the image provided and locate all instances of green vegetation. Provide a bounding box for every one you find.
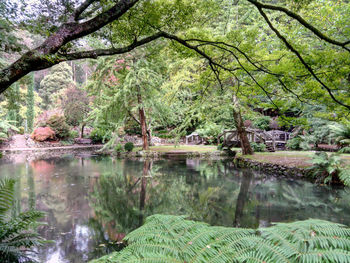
[39,62,74,110]
[90,214,350,263]
[138,145,219,153]
[0,178,46,263]
[90,128,112,144]
[250,142,266,152]
[309,152,350,186]
[45,114,70,139]
[0,119,18,141]
[1,0,350,260]
[124,142,134,152]
[114,143,123,153]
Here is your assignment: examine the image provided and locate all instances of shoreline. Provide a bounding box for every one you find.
[234,156,308,178]
[0,144,104,153]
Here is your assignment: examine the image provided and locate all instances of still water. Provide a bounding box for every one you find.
[1,154,350,262]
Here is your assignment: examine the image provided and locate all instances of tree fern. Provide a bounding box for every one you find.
[90,214,350,263]
[339,169,350,187]
[308,152,350,186]
[0,178,46,263]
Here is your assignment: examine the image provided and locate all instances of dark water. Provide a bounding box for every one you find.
[1,154,350,262]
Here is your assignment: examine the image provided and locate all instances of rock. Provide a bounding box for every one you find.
[31,127,55,142]
[74,138,93,144]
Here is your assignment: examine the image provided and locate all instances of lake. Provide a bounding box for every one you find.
[1,154,350,262]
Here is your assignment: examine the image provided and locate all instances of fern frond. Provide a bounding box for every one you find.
[90,215,350,263]
[0,178,15,222]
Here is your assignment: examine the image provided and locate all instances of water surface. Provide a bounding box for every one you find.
[1,154,350,262]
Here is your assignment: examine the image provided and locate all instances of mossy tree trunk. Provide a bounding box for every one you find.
[232,96,253,155]
[137,86,149,150]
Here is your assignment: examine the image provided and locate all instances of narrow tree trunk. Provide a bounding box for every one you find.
[80,123,85,138]
[147,129,152,146]
[233,96,253,155]
[137,86,149,150]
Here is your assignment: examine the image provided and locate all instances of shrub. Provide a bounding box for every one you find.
[339,146,350,153]
[115,144,123,152]
[61,139,74,146]
[0,120,18,141]
[308,152,343,184]
[329,122,350,146]
[250,142,266,152]
[252,116,271,130]
[124,142,134,152]
[286,136,302,150]
[0,152,2,158]
[196,123,222,144]
[18,126,25,135]
[90,128,112,143]
[308,151,350,187]
[90,214,350,263]
[217,143,223,150]
[46,114,70,139]
[69,130,79,138]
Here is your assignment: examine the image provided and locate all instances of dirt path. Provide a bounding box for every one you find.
[8,135,28,148]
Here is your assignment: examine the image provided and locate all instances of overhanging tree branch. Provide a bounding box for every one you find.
[247,0,350,52]
[0,0,141,92]
[253,6,350,111]
[71,0,97,21]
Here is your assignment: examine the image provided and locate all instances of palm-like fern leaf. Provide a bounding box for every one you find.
[0,178,46,263]
[0,178,16,222]
[90,215,350,263]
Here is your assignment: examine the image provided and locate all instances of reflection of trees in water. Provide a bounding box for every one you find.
[234,170,252,227]
[253,180,350,225]
[4,156,350,262]
[27,163,36,210]
[27,157,103,263]
[89,159,247,238]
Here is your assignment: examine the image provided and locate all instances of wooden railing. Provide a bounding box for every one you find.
[218,129,291,151]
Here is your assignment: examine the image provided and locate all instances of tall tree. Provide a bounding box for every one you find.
[62,87,90,137]
[39,62,73,110]
[87,56,166,150]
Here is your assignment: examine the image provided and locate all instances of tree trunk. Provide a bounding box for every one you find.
[233,96,253,155]
[80,123,85,138]
[147,129,152,146]
[137,86,149,150]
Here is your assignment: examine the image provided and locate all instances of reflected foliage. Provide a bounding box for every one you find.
[1,156,350,262]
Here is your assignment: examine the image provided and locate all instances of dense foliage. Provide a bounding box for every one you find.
[91,214,350,263]
[309,152,350,186]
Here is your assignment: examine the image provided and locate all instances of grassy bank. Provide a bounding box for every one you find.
[240,151,350,168]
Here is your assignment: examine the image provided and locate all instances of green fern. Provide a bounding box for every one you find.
[339,147,350,154]
[90,214,350,263]
[0,178,46,263]
[339,169,350,187]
